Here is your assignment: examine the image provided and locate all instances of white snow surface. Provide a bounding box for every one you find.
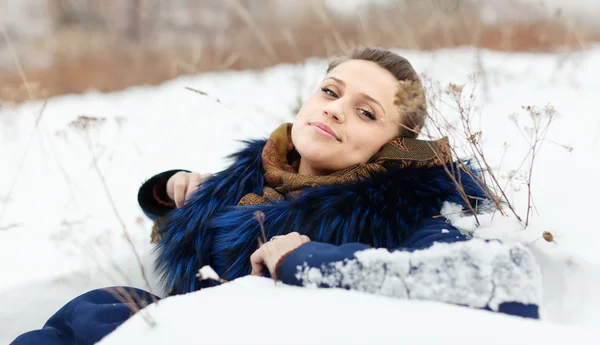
[2,45,600,343]
[98,276,599,345]
[291,240,543,311]
[197,265,221,282]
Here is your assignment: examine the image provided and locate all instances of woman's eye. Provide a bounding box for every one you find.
[321,87,338,98]
[359,108,376,120]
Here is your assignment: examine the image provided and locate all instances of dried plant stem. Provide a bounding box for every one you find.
[0,24,49,226]
[426,76,559,229]
[416,77,561,229]
[185,86,222,103]
[76,239,157,328]
[80,241,133,287]
[437,81,526,222]
[0,23,33,99]
[83,131,158,305]
[525,144,536,226]
[522,106,555,226]
[425,141,481,226]
[228,0,278,63]
[310,1,349,52]
[470,138,523,223]
[445,85,515,217]
[253,210,268,246]
[253,210,277,282]
[104,286,157,328]
[0,100,48,226]
[184,86,277,132]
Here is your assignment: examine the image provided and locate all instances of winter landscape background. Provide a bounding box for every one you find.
[1,0,600,344]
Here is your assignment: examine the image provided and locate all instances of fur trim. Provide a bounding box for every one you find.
[154,139,487,295]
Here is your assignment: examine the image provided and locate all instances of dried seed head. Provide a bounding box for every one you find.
[394,80,424,108]
[253,210,265,224]
[467,130,482,144]
[445,83,464,96]
[69,115,106,131]
[253,210,267,245]
[394,79,427,137]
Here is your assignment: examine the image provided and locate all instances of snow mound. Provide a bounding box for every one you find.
[99,276,600,345]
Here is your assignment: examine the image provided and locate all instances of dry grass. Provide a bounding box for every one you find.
[407,75,566,229]
[1,0,598,103]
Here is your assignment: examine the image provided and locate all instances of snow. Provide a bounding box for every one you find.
[294,240,543,311]
[196,265,221,282]
[97,276,599,345]
[2,45,600,343]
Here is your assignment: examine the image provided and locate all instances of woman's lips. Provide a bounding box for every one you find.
[310,122,340,141]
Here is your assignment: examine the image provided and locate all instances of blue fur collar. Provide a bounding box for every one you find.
[155,139,486,295]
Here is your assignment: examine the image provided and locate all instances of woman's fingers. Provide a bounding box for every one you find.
[173,176,188,208]
[300,235,310,244]
[166,171,187,207]
[183,173,212,206]
[185,173,202,202]
[248,233,312,279]
[166,172,213,208]
[249,247,265,276]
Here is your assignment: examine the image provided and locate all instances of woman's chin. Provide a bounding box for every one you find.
[301,152,330,165]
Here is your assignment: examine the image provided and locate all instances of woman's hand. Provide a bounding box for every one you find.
[250,232,310,279]
[166,171,211,207]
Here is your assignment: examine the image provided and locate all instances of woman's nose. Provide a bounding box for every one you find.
[323,103,345,122]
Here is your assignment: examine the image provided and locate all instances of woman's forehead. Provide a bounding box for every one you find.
[326,60,396,93]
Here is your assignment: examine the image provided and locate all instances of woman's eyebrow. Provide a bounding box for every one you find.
[360,93,387,116]
[324,76,387,116]
[324,76,346,86]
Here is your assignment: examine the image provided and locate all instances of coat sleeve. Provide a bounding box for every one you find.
[277,218,541,319]
[137,169,189,220]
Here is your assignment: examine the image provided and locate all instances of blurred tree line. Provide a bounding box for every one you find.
[0,0,592,102]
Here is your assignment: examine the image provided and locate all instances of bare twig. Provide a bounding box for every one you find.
[414,77,561,229]
[71,236,157,328]
[0,223,24,231]
[253,210,277,282]
[309,0,349,52]
[79,125,158,305]
[0,22,74,229]
[185,86,222,103]
[104,286,157,328]
[0,100,47,226]
[253,210,268,246]
[227,0,279,63]
[184,86,276,132]
[0,22,33,99]
[519,105,556,226]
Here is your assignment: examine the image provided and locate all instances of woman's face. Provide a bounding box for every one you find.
[292,59,402,175]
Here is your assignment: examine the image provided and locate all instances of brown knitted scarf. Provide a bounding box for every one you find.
[237,123,452,206]
[150,123,452,243]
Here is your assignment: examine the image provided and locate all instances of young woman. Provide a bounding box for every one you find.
[12,47,542,345]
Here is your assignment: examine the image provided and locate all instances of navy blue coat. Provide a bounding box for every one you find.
[140,139,540,318]
[12,139,541,345]
[11,287,157,345]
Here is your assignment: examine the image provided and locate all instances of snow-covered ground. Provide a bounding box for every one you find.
[1,45,600,344]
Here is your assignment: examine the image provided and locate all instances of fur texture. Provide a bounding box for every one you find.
[154,139,487,295]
